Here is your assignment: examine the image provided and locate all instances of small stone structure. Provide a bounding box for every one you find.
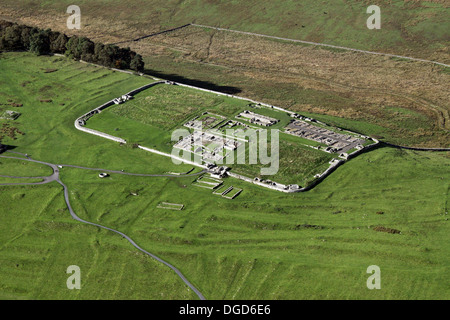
[0,110,21,120]
[206,164,230,179]
[212,185,242,199]
[184,112,226,130]
[157,202,184,210]
[236,110,279,127]
[285,119,366,153]
[221,186,242,199]
[193,174,223,189]
[114,94,132,104]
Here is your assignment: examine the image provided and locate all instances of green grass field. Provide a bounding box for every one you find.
[2,146,449,299]
[0,157,53,177]
[0,184,198,299]
[0,52,449,299]
[86,84,250,151]
[108,85,242,130]
[0,177,44,184]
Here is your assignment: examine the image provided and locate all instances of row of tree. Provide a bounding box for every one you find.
[0,20,145,72]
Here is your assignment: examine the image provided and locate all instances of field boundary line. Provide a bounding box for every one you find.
[191,23,450,68]
[111,24,192,45]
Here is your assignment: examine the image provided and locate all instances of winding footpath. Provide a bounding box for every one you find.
[0,151,206,300]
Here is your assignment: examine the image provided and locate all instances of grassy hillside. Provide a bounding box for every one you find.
[59,146,450,300]
[0,184,198,299]
[0,52,202,299]
[136,26,449,147]
[2,145,449,299]
[0,52,448,299]
[1,0,449,61]
[1,2,449,148]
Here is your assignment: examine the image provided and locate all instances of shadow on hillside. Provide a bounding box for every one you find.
[0,144,16,154]
[143,68,242,95]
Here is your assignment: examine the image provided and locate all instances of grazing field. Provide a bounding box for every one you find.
[1,0,449,61]
[231,138,334,186]
[108,84,246,130]
[0,177,44,184]
[2,147,448,299]
[1,1,449,148]
[0,53,449,300]
[0,157,53,177]
[62,147,449,300]
[0,52,150,164]
[0,183,198,300]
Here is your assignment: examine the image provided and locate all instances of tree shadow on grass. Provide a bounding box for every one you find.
[143,68,242,95]
[0,144,16,154]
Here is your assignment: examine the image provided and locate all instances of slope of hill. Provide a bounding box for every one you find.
[0,52,449,300]
[1,1,449,148]
[1,0,449,62]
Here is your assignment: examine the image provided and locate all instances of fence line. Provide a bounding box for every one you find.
[191,23,450,68]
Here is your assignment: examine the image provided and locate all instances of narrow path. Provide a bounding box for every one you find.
[0,155,59,186]
[0,153,206,300]
[0,176,48,185]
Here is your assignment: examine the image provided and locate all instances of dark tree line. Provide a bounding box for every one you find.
[0,20,145,72]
